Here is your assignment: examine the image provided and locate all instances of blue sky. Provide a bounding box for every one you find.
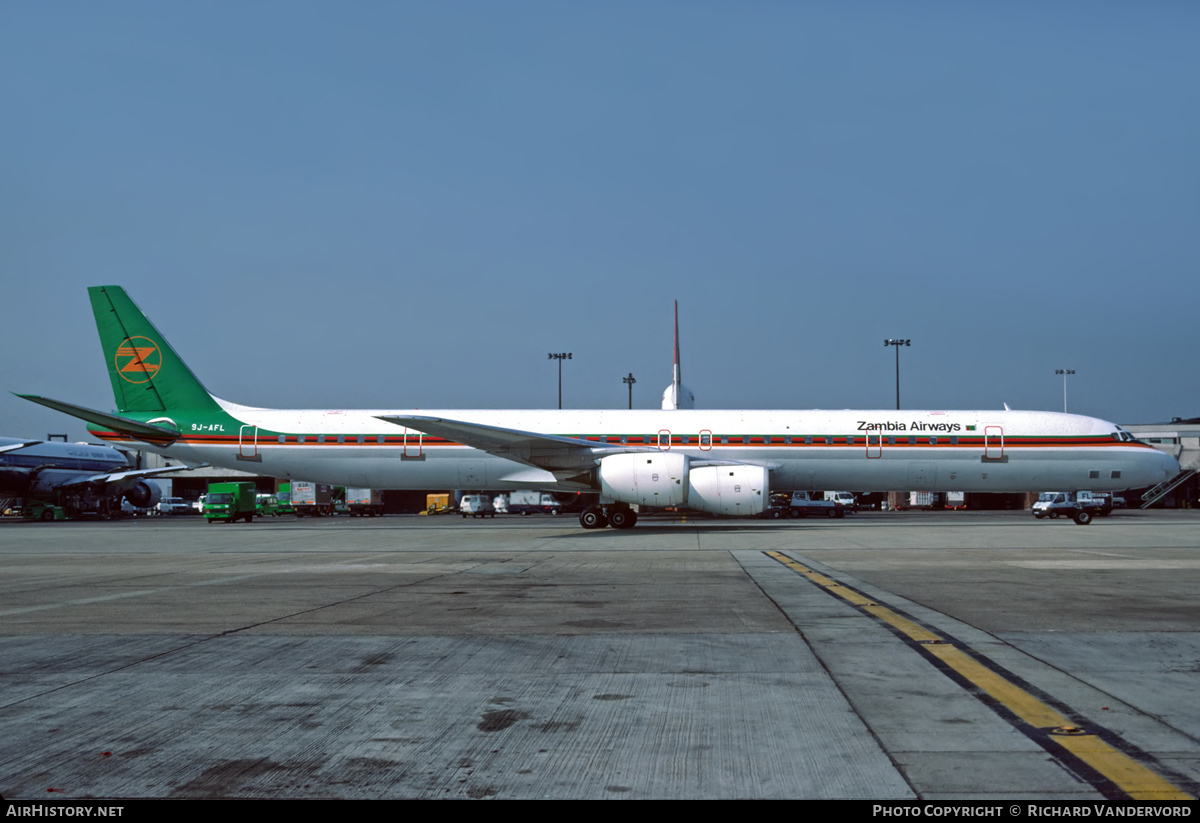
[3,1,1198,441]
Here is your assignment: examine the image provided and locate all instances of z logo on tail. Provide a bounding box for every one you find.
[115,336,162,383]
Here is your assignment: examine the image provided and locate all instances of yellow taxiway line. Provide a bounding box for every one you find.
[765,551,1192,801]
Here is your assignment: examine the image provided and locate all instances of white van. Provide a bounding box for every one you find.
[460,494,495,519]
[824,491,857,512]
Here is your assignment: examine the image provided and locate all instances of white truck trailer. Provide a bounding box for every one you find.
[292,482,333,517]
[496,491,564,515]
[345,488,384,517]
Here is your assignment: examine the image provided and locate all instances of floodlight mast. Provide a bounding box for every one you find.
[884,339,911,410]
[548,352,572,410]
[1055,369,1075,413]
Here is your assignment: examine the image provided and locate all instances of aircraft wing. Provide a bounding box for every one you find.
[57,463,207,490]
[0,440,42,454]
[15,395,181,444]
[376,415,781,482]
[377,414,649,480]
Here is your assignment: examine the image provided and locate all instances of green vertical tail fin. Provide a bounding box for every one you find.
[89,285,221,414]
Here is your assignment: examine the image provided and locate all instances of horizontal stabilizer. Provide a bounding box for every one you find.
[15,395,182,443]
[0,440,42,455]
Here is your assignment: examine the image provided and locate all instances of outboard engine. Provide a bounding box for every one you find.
[688,465,769,516]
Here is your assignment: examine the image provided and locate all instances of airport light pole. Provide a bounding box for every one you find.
[548,352,572,410]
[884,339,910,410]
[1056,369,1075,413]
[623,372,636,409]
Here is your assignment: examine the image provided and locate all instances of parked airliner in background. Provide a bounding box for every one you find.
[0,435,188,519]
[18,286,1177,528]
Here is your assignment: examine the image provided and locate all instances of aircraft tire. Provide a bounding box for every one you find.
[579,507,606,530]
[609,509,637,530]
[1074,510,1093,526]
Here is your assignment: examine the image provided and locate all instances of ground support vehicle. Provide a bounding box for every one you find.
[346,488,384,516]
[24,502,67,521]
[1031,491,1108,525]
[204,482,257,523]
[496,491,563,516]
[765,491,846,519]
[824,491,857,513]
[905,491,940,510]
[275,483,295,515]
[332,486,350,515]
[423,493,452,514]
[255,494,281,517]
[157,497,194,516]
[292,482,334,517]
[460,494,495,518]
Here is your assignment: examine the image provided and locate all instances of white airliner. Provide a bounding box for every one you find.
[19,286,1177,529]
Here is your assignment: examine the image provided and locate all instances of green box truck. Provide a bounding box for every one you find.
[276,482,295,515]
[204,482,257,523]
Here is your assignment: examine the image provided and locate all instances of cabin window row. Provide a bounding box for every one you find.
[272,434,963,446]
[280,435,389,444]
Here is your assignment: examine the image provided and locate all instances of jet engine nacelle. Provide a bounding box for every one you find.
[599,452,689,508]
[687,465,769,517]
[123,480,162,510]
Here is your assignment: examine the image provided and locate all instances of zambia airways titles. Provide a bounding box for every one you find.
[857,420,965,432]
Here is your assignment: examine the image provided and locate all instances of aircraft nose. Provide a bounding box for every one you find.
[1158,449,1181,481]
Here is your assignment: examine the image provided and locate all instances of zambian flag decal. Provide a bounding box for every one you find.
[966,425,976,431]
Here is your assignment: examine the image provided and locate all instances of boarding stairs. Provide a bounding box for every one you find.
[1141,461,1199,509]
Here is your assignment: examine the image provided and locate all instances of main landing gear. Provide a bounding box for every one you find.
[580,505,638,530]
